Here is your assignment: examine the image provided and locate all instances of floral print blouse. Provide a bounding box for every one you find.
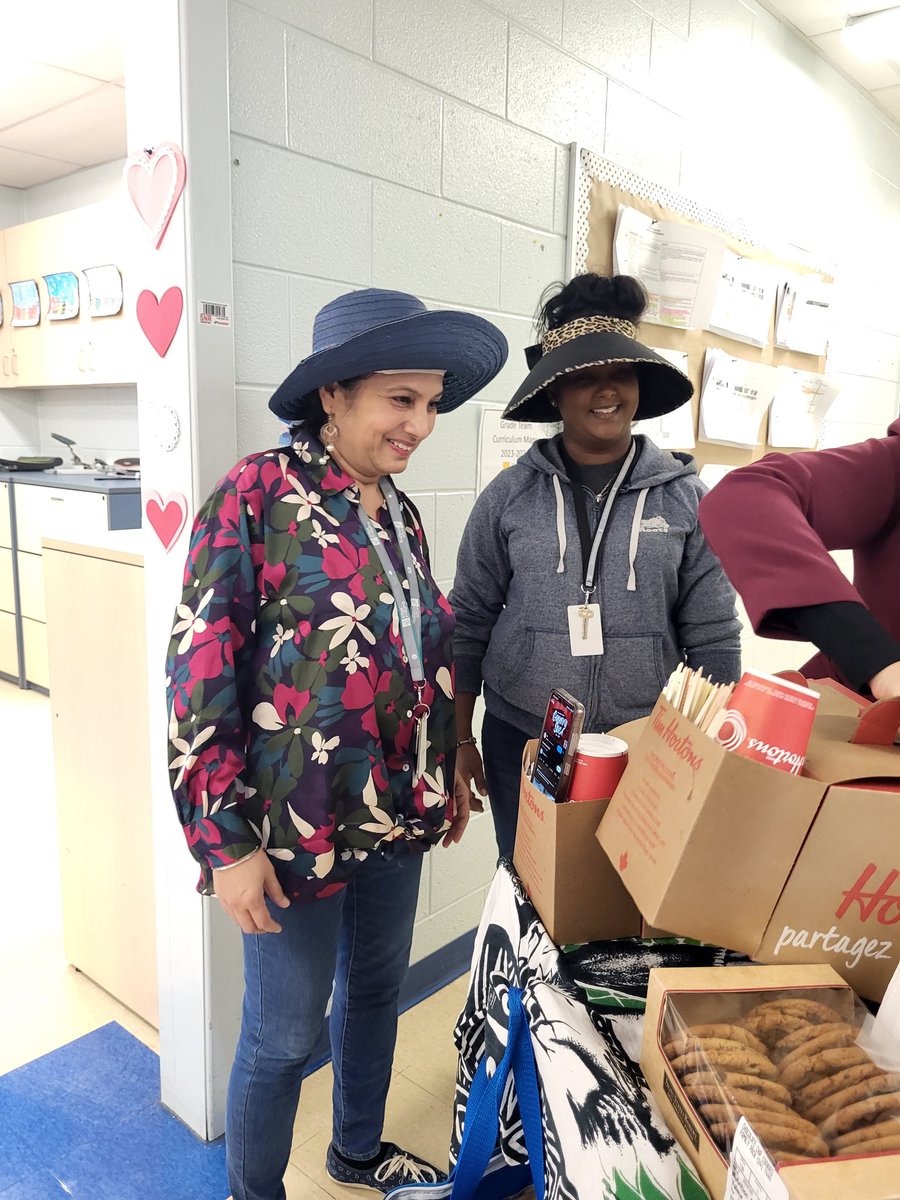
[165,436,457,902]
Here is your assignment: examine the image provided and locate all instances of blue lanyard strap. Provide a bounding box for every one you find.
[358,477,426,705]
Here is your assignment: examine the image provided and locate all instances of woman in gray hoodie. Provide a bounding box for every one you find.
[450,274,741,859]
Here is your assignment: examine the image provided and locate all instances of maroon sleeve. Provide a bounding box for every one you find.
[698,435,898,638]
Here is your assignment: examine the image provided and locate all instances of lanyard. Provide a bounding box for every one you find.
[358,477,428,713]
[566,441,637,601]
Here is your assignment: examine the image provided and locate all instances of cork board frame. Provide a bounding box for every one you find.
[566,144,835,468]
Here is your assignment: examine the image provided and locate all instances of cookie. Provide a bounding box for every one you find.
[687,1024,769,1056]
[744,1013,811,1048]
[779,1045,870,1092]
[832,1132,900,1156]
[745,997,844,1025]
[777,1025,860,1073]
[700,1104,818,1137]
[773,1020,859,1063]
[667,1035,773,1062]
[832,1115,900,1152]
[818,1090,900,1141]
[671,1046,778,1081]
[805,1071,900,1125]
[794,1063,884,1115]
[681,1071,792,1106]
[687,1086,790,1118]
[709,1119,829,1159]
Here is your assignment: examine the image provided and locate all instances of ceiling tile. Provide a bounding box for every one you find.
[762,0,848,37]
[811,28,900,89]
[0,86,126,167]
[0,146,82,189]
[0,60,100,131]
[3,3,124,81]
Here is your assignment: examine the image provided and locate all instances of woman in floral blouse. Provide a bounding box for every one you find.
[166,288,507,1199]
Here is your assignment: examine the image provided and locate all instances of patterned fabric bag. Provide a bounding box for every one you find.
[390,862,748,1200]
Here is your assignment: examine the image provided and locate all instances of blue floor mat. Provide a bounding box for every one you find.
[0,1023,227,1199]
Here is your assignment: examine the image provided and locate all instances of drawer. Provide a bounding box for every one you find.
[0,609,17,678]
[22,615,49,689]
[0,482,10,548]
[13,485,110,554]
[0,547,14,612]
[18,550,45,622]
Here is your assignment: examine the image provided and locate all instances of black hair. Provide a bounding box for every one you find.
[535,273,648,338]
[285,373,372,436]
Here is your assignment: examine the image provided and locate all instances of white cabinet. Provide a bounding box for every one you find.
[0,482,16,679]
[0,200,136,389]
[8,481,128,689]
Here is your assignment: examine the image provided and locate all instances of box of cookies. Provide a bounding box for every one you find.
[598,695,900,999]
[641,964,900,1200]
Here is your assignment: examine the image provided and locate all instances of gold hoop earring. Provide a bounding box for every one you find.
[320,418,339,453]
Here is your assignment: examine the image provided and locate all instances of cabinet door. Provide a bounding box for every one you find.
[14,484,111,553]
[17,550,45,622]
[0,609,17,678]
[0,482,11,548]
[0,546,15,612]
[22,614,48,688]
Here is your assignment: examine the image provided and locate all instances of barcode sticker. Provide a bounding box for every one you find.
[200,301,230,327]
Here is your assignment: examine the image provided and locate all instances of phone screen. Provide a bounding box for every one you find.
[533,692,579,799]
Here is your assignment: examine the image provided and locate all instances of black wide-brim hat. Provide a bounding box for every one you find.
[270,288,508,421]
[502,315,693,423]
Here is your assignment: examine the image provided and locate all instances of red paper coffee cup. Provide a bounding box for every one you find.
[710,670,819,775]
[568,733,629,801]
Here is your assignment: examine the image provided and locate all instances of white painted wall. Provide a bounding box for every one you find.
[0,186,22,228]
[225,0,900,960]
[19,160,125,223]
[0,386,138,462]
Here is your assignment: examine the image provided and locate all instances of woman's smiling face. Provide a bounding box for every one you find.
[555,362,639,460]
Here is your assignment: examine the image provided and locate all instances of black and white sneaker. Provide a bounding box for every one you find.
[325,1141,447,1194]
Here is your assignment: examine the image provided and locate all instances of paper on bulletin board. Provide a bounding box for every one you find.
[613,205,725,331]
[774,275,833,356]
[633,348,695,449]
[698,463,733,489]
[477,407,554,494]
[768,369,838,448]
[699,349,778,448]
[708,252,779,348]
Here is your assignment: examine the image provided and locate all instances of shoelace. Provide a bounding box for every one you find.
[373,1152,438,1183]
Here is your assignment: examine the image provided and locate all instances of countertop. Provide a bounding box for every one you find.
[0,469,140,495]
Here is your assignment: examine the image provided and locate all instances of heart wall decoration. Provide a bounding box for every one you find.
[145,491,188,552]
[125,142,187,249]
[137,287,183,357]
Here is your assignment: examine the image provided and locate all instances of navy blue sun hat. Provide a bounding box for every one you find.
[269,288,508,420]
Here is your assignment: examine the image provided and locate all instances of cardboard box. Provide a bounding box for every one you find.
[513,740,640,945]
[641,964,900,1200]
[598,696,900,999]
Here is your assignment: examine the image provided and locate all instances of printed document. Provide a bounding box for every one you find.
[613,205,725,330]
[699,349,778,448]
[768,369,839,448]
[774,274,833,356]
[708,251,779,348]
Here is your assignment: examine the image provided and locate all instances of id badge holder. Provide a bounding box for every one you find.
[567,602,604,657]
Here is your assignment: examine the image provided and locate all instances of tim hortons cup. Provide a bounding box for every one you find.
[568,733,629,801]
[708,669,819,775]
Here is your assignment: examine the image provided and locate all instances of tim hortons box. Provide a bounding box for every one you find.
[597,696,900,1000]
[512,740,640,945]
[641,964,900,1200]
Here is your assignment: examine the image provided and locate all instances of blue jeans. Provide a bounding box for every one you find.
[482,710,531,862]
[226,848,424,1200]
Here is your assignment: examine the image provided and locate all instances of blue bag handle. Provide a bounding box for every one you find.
[449,987,545,1200]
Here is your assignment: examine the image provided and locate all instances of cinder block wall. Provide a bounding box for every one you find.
[226,0,900,963]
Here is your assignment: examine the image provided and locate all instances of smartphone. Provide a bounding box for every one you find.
[531,688,585,803]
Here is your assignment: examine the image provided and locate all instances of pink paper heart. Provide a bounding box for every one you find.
[145,491,188,552]
[137,287,183,357]
[125,142,186,249]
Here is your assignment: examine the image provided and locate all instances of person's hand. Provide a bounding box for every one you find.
[443,783,471,847]
[455,743,487,814]
[869,660,900,701]
[213,850,290,934]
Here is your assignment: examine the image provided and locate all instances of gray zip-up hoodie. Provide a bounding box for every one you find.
[450,434,741,738]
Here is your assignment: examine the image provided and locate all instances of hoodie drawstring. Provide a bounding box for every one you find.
[553,474,567,573]
[627,488,648,592]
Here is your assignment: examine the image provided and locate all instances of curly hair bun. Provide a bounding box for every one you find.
[537,273,648,335]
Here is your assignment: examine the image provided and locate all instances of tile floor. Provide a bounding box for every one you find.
[0,680,470,1199]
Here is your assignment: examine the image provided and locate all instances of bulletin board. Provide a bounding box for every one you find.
[566,144,835,470]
